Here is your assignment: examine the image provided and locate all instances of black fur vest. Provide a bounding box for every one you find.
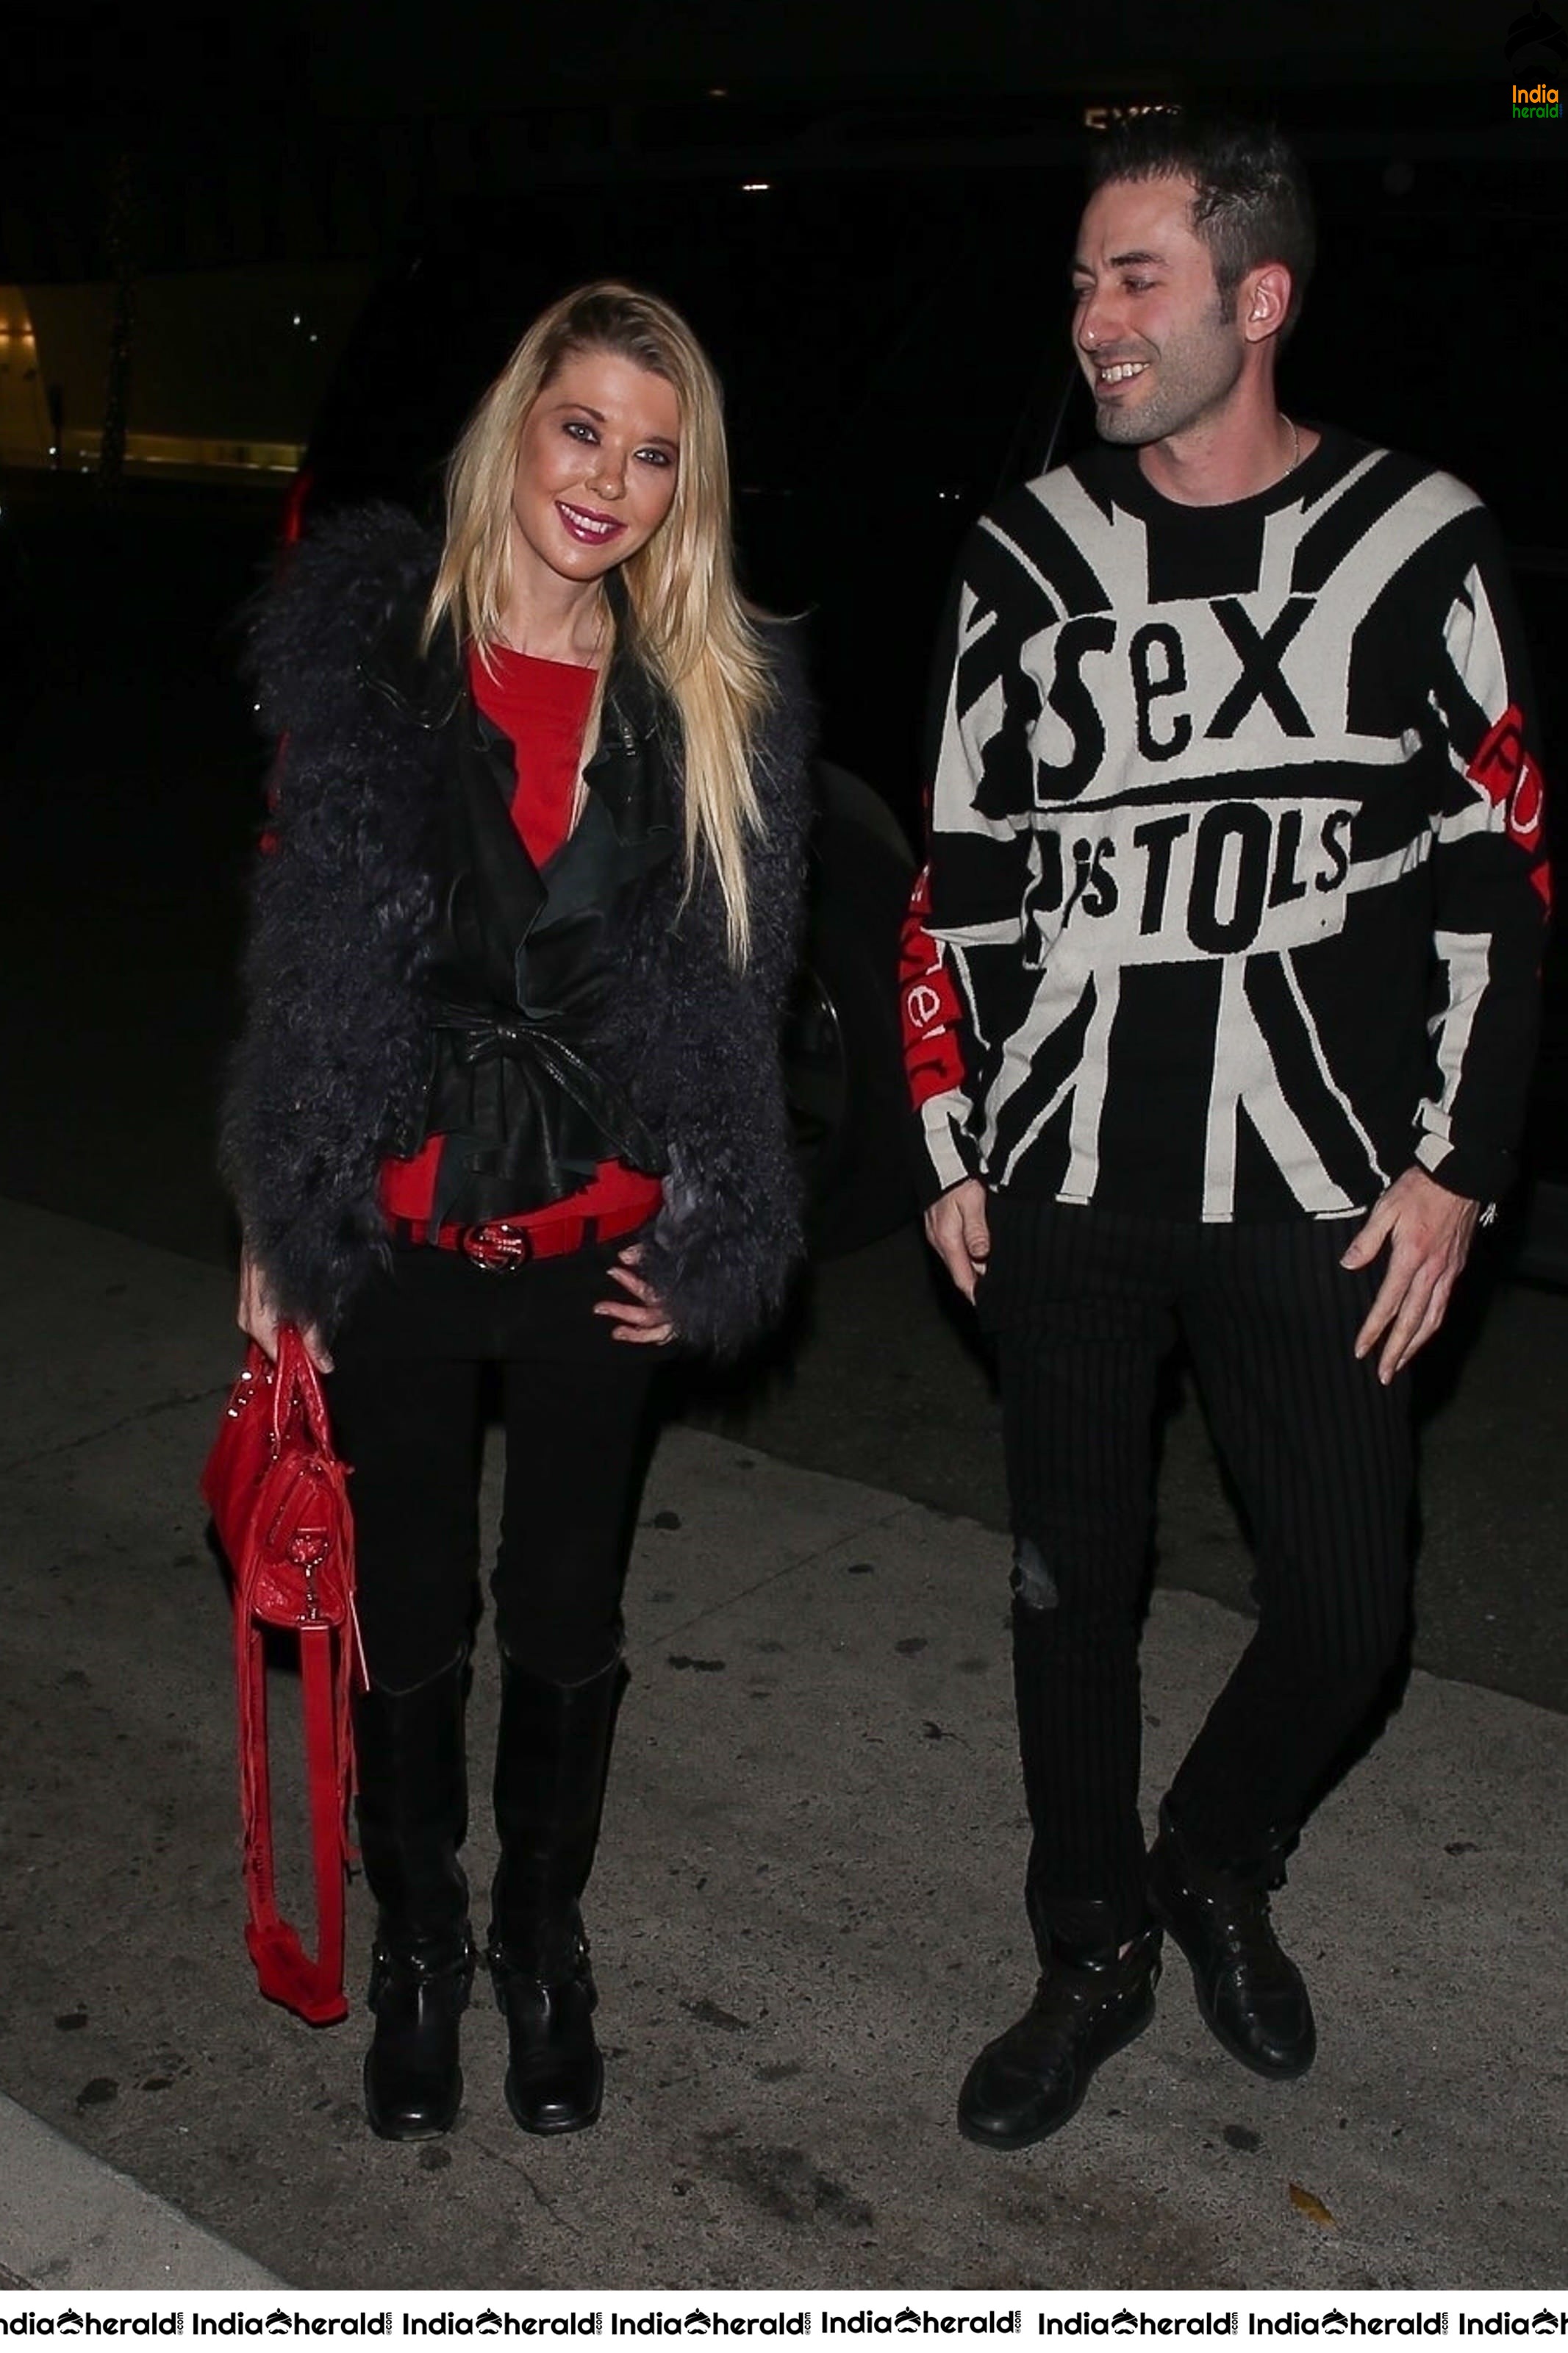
[220,504,813,1354]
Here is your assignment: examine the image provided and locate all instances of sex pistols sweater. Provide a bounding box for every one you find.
[901,426,1551,1222]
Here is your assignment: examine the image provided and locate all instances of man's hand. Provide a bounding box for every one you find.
[238,1250,334,1374]
[924,1176,991,1303]
[1340,1166,1481,1385]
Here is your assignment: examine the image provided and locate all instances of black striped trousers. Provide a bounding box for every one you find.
[975,1193,1415,1947]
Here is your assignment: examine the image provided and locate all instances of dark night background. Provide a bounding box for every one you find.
[6,0,1566,279]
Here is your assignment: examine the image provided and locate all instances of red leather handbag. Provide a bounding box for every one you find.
[201,1326,362,2025]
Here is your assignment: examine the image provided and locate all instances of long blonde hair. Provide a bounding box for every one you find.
[424,282,775,965]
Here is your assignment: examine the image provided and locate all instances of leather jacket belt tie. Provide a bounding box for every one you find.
[414,1001,667,1240]
[438,1008,657,1166]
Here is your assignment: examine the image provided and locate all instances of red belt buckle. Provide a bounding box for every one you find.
[460,1221,534,1271]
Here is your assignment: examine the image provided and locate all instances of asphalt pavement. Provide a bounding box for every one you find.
[1,1196,1565,2292]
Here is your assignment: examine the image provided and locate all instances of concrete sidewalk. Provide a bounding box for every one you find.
[0,2093,280,2288]
[0,1198,1564,2292]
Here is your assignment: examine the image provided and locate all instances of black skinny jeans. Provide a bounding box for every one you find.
[324,1238,658,1696]
[975,1193,1416,1946]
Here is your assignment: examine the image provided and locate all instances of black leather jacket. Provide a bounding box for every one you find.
[381,599,676,1229]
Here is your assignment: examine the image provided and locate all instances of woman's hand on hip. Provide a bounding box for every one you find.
[595,1244,676,1346]
[237,1249,334,1374]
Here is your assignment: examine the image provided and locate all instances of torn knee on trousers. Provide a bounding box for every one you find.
[1011,1535,1059,1612]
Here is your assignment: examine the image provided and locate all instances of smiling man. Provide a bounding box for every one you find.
[901,114,1550,2147]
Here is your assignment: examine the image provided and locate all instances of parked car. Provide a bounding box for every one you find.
[284,120,1565,1269]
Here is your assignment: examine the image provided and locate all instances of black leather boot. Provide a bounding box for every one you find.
[353,1660,476,2140]
[487,1651,626,2136]
[957,1899,1162,2150]
[1147,1799,1316,2078]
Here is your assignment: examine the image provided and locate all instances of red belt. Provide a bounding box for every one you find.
[388,1201,651,1271]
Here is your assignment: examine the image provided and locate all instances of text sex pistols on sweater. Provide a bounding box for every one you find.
[901,426,1551,1223]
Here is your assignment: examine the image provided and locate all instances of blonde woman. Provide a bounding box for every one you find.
[222,283,812,2141]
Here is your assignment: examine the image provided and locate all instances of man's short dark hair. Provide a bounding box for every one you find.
[1087,112,1317,334]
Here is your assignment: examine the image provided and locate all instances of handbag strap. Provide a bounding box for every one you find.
[237,1609,353,2028]
[271,1324,334,1460]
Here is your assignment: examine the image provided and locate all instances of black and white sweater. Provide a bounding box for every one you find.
[902,427,1550,1221]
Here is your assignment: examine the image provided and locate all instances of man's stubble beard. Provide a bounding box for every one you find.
[1089,307,1245,448]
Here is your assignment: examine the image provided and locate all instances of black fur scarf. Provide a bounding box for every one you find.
[220,504,814,1356]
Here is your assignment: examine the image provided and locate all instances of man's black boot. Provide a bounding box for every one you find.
[353,1660,476,2140]
[957,1902,1162,2151]
[1146,1800,1316,2078]
[487,1651,626,2136]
